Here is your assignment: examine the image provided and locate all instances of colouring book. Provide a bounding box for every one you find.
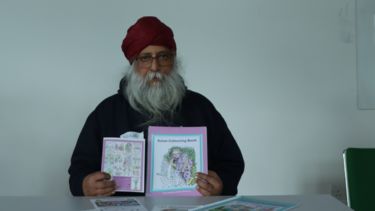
[101,137,145,192]
[189,196,298,211]
[147,126,208,196]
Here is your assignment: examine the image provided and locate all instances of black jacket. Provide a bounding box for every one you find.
[68,86,244,196]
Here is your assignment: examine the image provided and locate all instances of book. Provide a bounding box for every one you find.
[188,196,298,211]
[101,137,145,192]
[152,205,197,211]
[90,197,147,211]
[146,126,208,196]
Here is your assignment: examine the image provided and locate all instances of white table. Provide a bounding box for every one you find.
[0,194,352,211]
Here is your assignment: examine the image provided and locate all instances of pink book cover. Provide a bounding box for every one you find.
[101,137,145,192]
[146,126,208,196]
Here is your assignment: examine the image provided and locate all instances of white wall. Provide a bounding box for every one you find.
[0,0,374,197]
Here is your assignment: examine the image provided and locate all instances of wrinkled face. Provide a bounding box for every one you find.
[134,45,175,85]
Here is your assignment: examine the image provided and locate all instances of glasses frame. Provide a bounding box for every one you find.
[135,52,175,68]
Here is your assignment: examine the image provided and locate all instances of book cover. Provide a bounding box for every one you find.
[146,126,208,196]
[101,137,145,192]
[90,197,147,211]
[189,196,298,211]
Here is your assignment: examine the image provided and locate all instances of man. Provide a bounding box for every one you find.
[68,16,244,196]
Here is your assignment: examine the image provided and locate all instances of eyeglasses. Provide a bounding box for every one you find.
[135,52,175,68]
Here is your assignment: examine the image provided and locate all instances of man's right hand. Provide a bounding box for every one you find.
[82,172,116,196]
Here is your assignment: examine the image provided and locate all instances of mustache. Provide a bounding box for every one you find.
[145,71,163,82]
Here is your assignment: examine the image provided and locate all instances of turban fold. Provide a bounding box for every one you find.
[121,16,176,63]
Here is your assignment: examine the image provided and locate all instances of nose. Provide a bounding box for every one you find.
[150,58,159,72]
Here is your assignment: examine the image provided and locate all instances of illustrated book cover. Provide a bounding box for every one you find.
[146,126,208,196]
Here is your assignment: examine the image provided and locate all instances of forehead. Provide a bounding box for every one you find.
[139,45,171,55]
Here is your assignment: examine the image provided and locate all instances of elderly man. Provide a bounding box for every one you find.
[68,16,244,197]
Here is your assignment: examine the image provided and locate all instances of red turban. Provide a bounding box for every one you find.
[121,16,176,63]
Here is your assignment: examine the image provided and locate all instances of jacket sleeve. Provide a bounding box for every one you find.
[68,110,102,196]
[207,106,245,195]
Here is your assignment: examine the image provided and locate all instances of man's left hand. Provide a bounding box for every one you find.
[196,170,223,196]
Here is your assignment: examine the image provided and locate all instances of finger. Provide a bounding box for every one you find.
[196,173,211,191]
[196,172,217,187]
[198,171,222,189]
[95,186,117,196]
[196,178,212,192]
[95,179,116,189]
[197,171,223,196]
[88,172,111,183]
[207,171,222,189]
[196,185,211,196]
[196,172,209,183]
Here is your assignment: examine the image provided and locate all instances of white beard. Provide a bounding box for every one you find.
[124,63,186,125]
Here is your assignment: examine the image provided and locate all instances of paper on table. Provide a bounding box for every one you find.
[189,196,298,211]
[152,204,197,211]
[90,198,147,211]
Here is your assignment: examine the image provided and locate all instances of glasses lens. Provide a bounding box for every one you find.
[136,53,174,67]
[157,53,173,66]
[138,55,152,63]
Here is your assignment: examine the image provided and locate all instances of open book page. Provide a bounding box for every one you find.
[101,137,145,192]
